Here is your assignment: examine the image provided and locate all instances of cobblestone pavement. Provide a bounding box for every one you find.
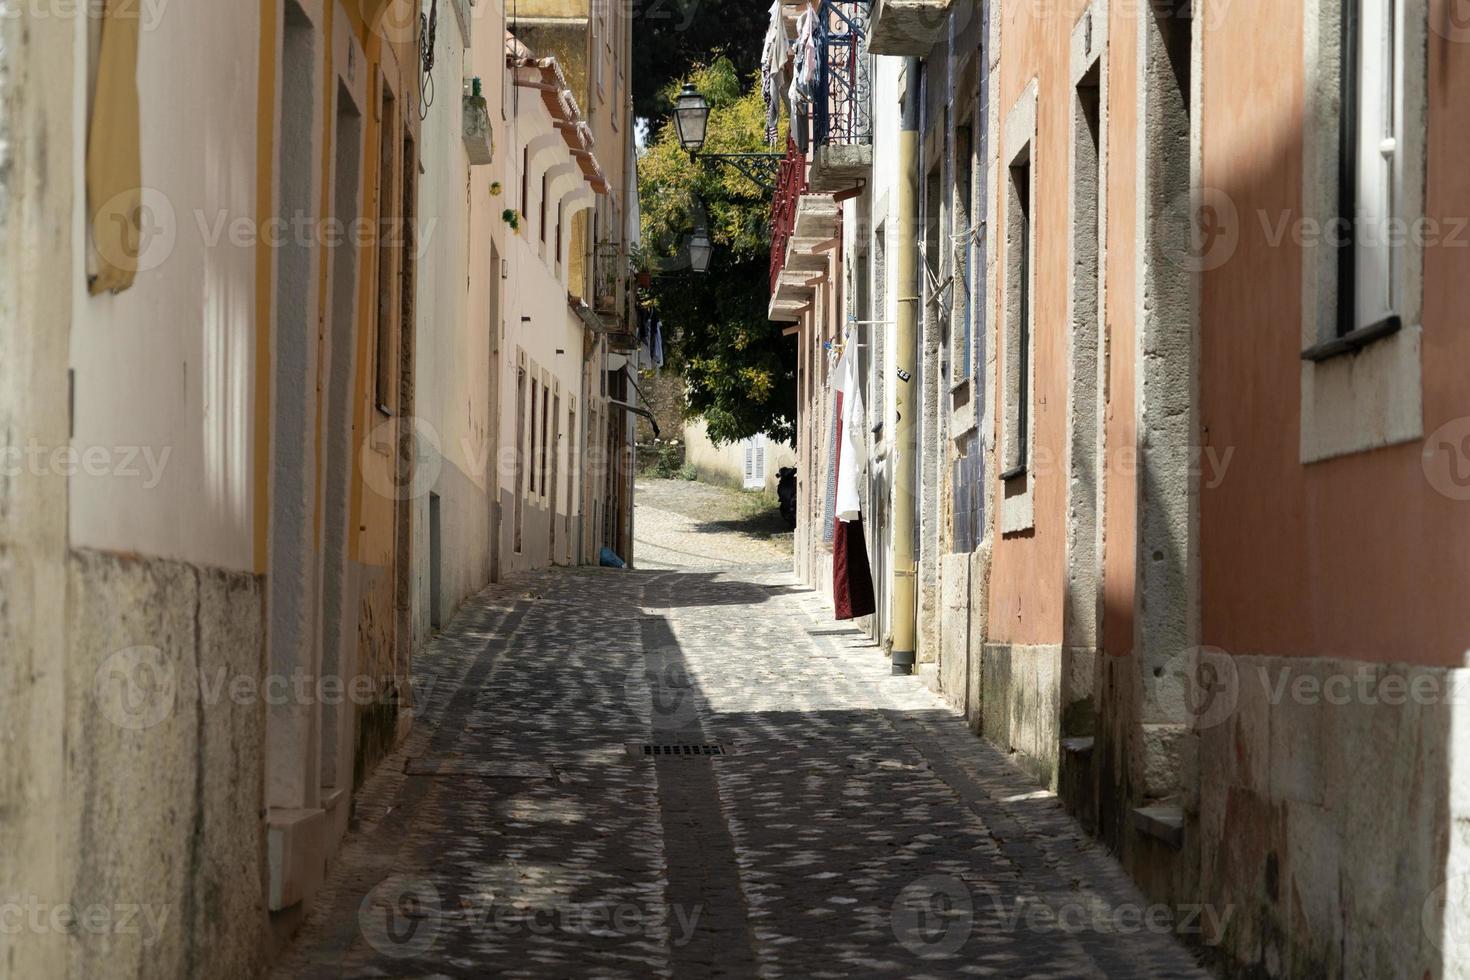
[272,485,1211,979]
[633,478,793,569]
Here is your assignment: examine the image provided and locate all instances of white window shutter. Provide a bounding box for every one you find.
[742,437,766,489]
[1354,0,1397,327]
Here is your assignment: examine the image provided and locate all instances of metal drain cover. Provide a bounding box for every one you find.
[625,742,730,758]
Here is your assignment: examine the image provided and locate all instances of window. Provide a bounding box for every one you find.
[549,392,561,555]
[520,147,529,221]
[555,202,564,267]
[1331,0,1401,343]
[1072,66,1102,394]
[872,222,887,445]
[514,361,527,553]
[743,436,768,490]
[1300,0,1425,460]
[374,83,398,414]
[539,380,550,497]
[540,170,549,244]
[1001,82,1038,534]
[398,132,418,415]
[924,163,944,385]
[593,39,604,103]
[566,403,576,562]
[953,123,973,384]
[535,379,546,499]
[1003,155,1032,481]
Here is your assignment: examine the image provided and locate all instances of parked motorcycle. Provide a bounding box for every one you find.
[777,467,797,530]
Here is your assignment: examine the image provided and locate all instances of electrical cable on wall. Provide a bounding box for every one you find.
[418,0,438,119]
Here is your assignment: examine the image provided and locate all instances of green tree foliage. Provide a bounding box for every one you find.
[629,1,768,121]
[638,60,797,446]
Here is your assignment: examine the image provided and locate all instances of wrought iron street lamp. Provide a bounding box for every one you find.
[688,227,713,274]
[673,84,711,153]
[671,84,784,191]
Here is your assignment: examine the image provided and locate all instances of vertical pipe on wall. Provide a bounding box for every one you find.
[890,57,921,675]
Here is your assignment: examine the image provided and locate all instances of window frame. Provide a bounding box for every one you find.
[373,75,400,418]
[1299,0,1425,462]
[1000,81,1038,535]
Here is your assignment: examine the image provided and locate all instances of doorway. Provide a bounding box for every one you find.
[267,0,321,812]
[319,76,363,794]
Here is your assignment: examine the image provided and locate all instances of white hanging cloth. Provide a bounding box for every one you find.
[834,338,865,523]
[788,8,818,110]
[761,0,789,144]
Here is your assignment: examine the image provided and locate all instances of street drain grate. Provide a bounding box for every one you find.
[625,742,729,758]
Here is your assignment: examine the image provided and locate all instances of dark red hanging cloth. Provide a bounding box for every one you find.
[832,389,876,620]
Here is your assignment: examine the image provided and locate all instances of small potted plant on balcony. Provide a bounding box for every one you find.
[501,209,521,232]
[629,241,653,289]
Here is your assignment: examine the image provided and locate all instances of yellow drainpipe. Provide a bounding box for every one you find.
[889,57,920,676]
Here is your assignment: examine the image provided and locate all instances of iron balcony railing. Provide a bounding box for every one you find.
[769,139,808,293]
[593,240,624,315]
[812,0,872,147]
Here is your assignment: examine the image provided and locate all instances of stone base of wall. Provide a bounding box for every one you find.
[1064,651,1470,978]
[979,643,1064,788]
[67,548,267,980]
[1192,655,1468,977]
[938,554,971,711]
[930,548,991,728]
[811,548,835,603]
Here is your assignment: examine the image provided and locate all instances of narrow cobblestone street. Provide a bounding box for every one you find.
[271,481,1209,979]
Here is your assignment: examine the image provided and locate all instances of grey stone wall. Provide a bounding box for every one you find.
[979,644,1064,789]
[634,369,684,447]
[1193,657,1463,976]
[67,550,268,980]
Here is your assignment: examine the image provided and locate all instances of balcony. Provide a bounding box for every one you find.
[769,140,806,294]
[808,0,873,193]
[768,140,842,323]
[587,239,639,351]
[593,240,625,316]
[867,0,953,56]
